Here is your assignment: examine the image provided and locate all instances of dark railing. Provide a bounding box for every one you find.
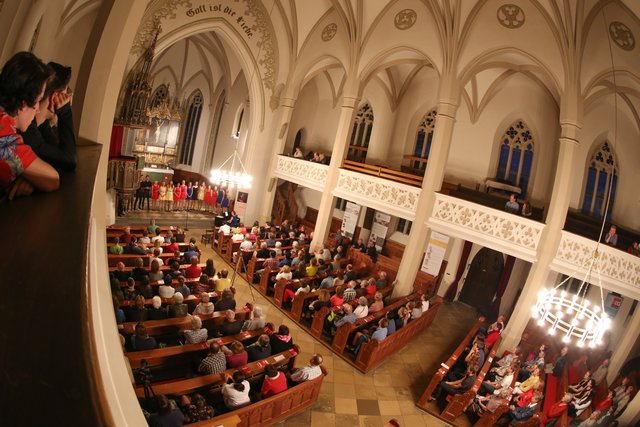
[341,159,423,187]
[0,143,107,426]
[564,210,640,253]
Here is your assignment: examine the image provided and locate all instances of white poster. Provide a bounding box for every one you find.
[340,202,361,239]
[421,231,450,276]
[369,212,391,252]
[235,191,248,221]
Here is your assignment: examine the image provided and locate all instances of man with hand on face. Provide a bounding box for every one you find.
[0,52,59,201]
[20,62,76,173]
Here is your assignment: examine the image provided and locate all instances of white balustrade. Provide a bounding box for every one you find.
[273,155,328,191]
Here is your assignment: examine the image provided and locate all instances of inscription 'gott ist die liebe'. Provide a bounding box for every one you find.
[185,3,254,38]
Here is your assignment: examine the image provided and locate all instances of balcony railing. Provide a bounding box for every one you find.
[273,155,328,191]
[428,193,545,261]
[551,231,640,298]
[333,168,421,220]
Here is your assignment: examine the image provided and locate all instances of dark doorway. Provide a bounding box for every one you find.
[293,128,303,153]
[458,247,504,316]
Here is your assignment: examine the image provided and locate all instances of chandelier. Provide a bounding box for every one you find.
[531,253,611,348]
[210,149,253,189]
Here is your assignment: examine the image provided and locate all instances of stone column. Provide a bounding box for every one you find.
[310,94,360,249]
[258,96,297,222]
[392,82,460,297]
[617,385,640,426]
[607,306,640,385]
[499,119,581,351]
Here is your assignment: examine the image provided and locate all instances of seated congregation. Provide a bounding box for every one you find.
[417,315,636,426]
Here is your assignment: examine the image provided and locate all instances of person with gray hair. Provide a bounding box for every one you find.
[184,315,208,344]
[148,295,167,320]
[219,309,242,336]
[193,292,214,316]
[354,296,369,318]
[168,292,188,318]
[214,287,236,311]
[242,305,266,331]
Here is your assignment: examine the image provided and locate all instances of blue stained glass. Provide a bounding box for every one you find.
[594,169,608,218]
[497,142,510,182]
[582,167,597,213]
[521,149,533,197]
[508,148,521,185]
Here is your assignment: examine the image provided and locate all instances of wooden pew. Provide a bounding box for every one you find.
[417,316,485,409]
[272,275,324,308]
[134,346,300,397]
[474,359,521,426]
[107,241,189,250]
[108,262,205,273]
[331,294,414,354]
[188,373,325,427]
[122,309,251,341]
[355,298,442,373]
[216,230,231,257]
[440,335,501,422]
[120,291,217,308]
[108,225,175,232]
[107,252,179,267]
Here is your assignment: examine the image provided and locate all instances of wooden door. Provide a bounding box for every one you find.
[458,247,504,316]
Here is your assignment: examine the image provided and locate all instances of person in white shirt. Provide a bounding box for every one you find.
[231,231,244,242]
[158,282,175,299]
[193,292,214,315]
[151,229,165,244]
[354,296,369,318]
[290,354,324,383]
[222,371,251,409]
[239,235,254,251]
[275,265,293,281]
[139,230,151,245]
[184,315,208,344]
[219,223,231,235]
[420,293,430,312]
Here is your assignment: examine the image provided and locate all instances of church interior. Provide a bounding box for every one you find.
[2,0,640,426]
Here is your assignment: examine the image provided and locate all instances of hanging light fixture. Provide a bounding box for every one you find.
[210,147,253,190]
[531,6,621,348]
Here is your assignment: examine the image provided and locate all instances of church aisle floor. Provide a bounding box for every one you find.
[176,227,478,426]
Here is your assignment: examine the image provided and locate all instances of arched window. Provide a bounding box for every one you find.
[411,109,437,171]
[582,141,617,219]
[150,84,168,109]
[496,119,534,197]
[347,103,374,162]
[178,89,203,166]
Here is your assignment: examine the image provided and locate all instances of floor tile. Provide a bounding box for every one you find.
[356,399,380,416]
[335,397,358,414]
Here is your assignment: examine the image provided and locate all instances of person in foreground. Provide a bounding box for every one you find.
[0,51,59,200]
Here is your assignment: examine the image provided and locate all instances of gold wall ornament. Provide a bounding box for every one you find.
[497,4,525,29]
[394,9,417,30]
[131,0,193,55]
[609,21,635,51]
[321,23,338,41]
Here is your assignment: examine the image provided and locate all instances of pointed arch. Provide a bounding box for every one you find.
[581,141,618,220]
[410,109,437,172]
[347,102,374,162]
[495,119,535,197]
[178,89,204,166]
[150,84,168,109]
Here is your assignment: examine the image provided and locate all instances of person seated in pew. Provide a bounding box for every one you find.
[498,392,541,426]
[110,236,124,255]
[131,257,148,281]
[505,193,520,214]
[120,227,132,244]
[568,381,595,418]
[190,274,211,295]
[431,366,477,404]
[375,271,388,290]
[512,380,543,409]
[354,296,369,318]
[148,259,164,282]
[198,342,227,375]
[365,241,378,263]
[596,404,617,426]
[317,259,331,275]
[470,387,511,417]
[420,293,430,312]
[324,303,357,336]
[151,228,164,245]
[128,295,149,322]
[290,354,325,383]
[612,385,632,417]
[283,280,311,306]
[369,292,385,313]
[174,276,191,298]
[221,341,248,369]
[222,370,251,410]
[158,279,176,299]
[214,288,236,311]
[193,292,214,316]
[290,249,304,267]
[184,315,208,344]
[343,281,357,303]
[385,311,397,335]
[148,296,167,320]
[331,254,342,272]
[270,325,294,354]
[305,258,319,277]
[138,229,151,245]
[214,269,231,293]
[513,366,540,395]
[123,278,137,301]
[330,286,345,307]
[111,278,125,303]
[150,239,164,256]
[344,264,358,282]
[278,250,293,268]
[318,271,335,290]
[353,280,368,298]
[246,334,271,362]
[167,292,188,318]
[111,261,130,282]
[569,371,593,395]
[241,305,266,331]
[139,276,154,300]
[353,318,389,355]
[575,410,601,427]
[518,349,545,382]
[479,365,515,396]
[595,390,615,413]
[131,323,157,351]
[261,364,288,398]
[305,289,331,320]
[125,237,147,255]
[148,395,184,427]
[148,248,162,268]
[164,250,183,267]
[275,265,292,281]
[544,392,572,426]
[352,238,365,252]
[180,393,214,423]
[217,309,243,337]
[239,234,254,252]
[255,242,270,259]
[183,243,199,263]
[113,296,126,326]
[163,237,178,254]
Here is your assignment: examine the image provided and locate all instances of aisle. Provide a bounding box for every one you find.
[191,228,477,427]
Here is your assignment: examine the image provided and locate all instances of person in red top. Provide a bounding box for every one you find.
[166,237,180,253]
[173,181,181,206]
[180,179,188,210]
[0,52,59,200]
[261,364,288,398]
[185,256,203,278]
[543,393,572,425]
[151,180,159,209]
[222,341,248,368]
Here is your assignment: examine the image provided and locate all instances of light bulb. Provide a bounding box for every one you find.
[577,341,584,348]
[562,335,570,343]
